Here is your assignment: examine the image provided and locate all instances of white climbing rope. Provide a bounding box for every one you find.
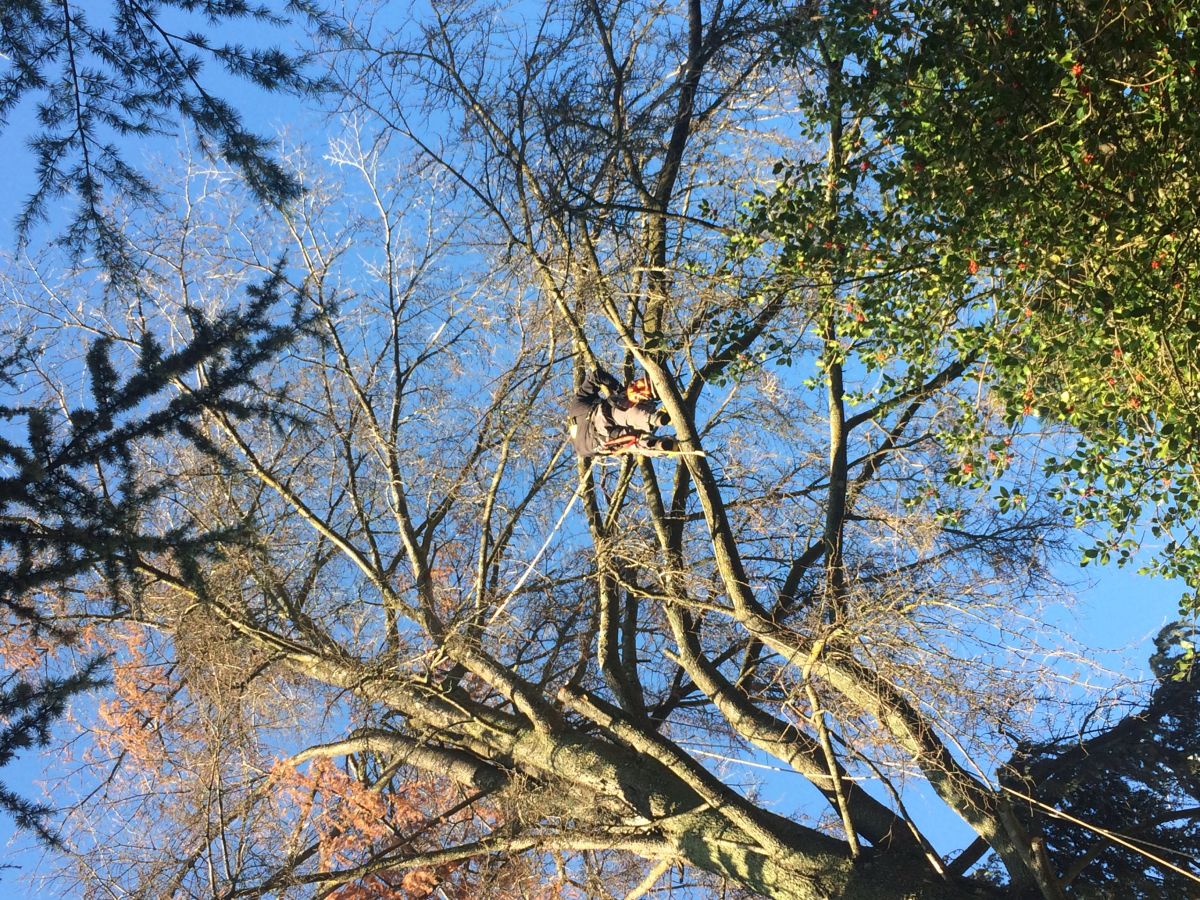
[485,458,591,629]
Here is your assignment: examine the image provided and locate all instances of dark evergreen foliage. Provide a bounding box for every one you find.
[0,0,329,849]
[1008,624,1200,896]
[0,0,338,271]
[0,269,305,844]
[1,269,304,625]
[0,657,107,846]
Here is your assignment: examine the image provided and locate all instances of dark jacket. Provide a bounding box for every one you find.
[568,368,622,457]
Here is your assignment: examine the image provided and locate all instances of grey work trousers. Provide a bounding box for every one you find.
[592,401,657,443]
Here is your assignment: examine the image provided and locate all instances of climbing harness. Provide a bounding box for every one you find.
[599,433,705,458]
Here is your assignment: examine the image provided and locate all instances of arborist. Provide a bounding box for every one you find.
[567,367,677,458]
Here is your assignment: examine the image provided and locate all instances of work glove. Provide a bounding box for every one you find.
[594,367,622,394]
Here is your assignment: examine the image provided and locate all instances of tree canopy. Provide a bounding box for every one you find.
[0,0,325,848]
[1,1,1198,898]
[0,0,332,270]
[0,272,304,849]
[770,0,1200,610]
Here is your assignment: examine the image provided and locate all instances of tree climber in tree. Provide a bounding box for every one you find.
[568,367,677,457]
